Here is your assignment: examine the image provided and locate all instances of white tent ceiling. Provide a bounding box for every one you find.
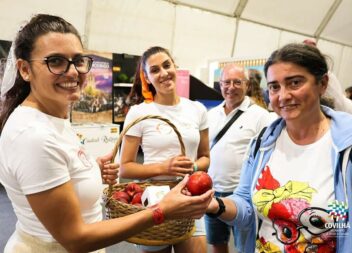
[0,0,351,87]
[172,0,352,47]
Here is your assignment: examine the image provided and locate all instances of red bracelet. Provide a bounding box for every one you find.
[150,204,165,225]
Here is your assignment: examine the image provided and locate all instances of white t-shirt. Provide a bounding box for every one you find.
[325,71,352,114]
[208,97,273,192]
[124,97,208,181]
[0,106,103,241]
[253,128,336,252]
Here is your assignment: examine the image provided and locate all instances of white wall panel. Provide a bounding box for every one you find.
[278,31,309,47]
[0,0,351,88]
[177,0,239,16]
[242,0,331,35]
[321,0,352,46]
[0,0,87,41]
[317,39,343,73]
[88,0,174,55]
[337,46,352,89]
[172,5,236,82]
[234,21,280,60]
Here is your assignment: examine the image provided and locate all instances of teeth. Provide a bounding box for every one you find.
[281,105,296,109]
[58,82,78,88]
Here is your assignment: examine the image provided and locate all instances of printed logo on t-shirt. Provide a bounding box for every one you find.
[76,133,86,144]
[328,200,348,221]
[78,149,93,168]
[156,122,173,135]
[253,166,337,253]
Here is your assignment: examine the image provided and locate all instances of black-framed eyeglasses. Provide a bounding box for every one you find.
[220,79,246,88]
[30,55,93,75]
[272,207,335,245]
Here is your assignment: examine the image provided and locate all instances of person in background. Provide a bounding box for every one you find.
[206,43,352,253]
[345,86,352,100]
[0,14,213,253]
[205,63,273,253]
[119,46,211,253]
[246,68,267,109]
[303,38,352,113]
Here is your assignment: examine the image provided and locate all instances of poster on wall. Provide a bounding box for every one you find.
[176,69,190,98]
[113,83,132,124]
[71,50,113,124]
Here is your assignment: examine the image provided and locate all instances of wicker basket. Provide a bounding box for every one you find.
[104,115,195,246]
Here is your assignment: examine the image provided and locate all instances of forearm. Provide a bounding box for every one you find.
[207,196,238,221]
[28,182,156,253]
[219,197,238,221]
[194,156,210,172]
[70,209,155,252]
[119,161,165,179]
[195,129,210,172]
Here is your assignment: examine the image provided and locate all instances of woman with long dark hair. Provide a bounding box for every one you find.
[0,14,213,253]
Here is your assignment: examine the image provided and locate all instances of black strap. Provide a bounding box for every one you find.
[256,219,263,241]
[253,127,267,157]
[210,110,244,150]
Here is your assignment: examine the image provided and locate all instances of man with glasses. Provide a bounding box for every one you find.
[205,63,274,253]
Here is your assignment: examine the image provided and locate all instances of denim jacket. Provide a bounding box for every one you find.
[227,106,352,253]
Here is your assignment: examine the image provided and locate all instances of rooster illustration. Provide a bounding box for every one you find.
[253,166,336,253]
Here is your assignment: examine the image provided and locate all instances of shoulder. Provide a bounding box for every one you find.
[4,107,57,139]
[245,103,273,122]
[247,103,269,114]
[128,102,150,112]
[180,98,207,113]
[208,102,223,115]
[125,102,151,120]
[324,106,352,127]
[324,106,352,147]
[3,117,62,157]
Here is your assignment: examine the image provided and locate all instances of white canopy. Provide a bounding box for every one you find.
[1,0,351,88]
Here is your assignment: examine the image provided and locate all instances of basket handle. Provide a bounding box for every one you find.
[109,115,186,195]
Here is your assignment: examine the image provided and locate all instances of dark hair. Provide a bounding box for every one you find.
[264,43,328,82]
[127,46,174,105]
[247,69,267,109]
[0,14,82,133]
[346,86,352,100]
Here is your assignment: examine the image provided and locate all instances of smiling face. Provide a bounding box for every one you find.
[144,52,177,97]
[266,62,327,123]
[220,64,249,109]
[18,32,86,117]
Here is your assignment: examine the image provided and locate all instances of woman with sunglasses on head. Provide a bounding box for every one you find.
[0,14,213,253]
[206,43,352,253]
[119,46,210,253]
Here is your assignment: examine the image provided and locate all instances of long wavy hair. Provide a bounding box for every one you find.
[247,69,267,109]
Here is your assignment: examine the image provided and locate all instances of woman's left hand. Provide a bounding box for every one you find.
[96,152,119,185]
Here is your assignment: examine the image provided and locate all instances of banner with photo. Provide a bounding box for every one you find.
[71,50,113,123]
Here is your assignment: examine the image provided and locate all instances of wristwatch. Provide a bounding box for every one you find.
[206,197,226,218]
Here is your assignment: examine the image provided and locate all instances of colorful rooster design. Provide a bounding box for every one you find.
[253,166,336,253]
